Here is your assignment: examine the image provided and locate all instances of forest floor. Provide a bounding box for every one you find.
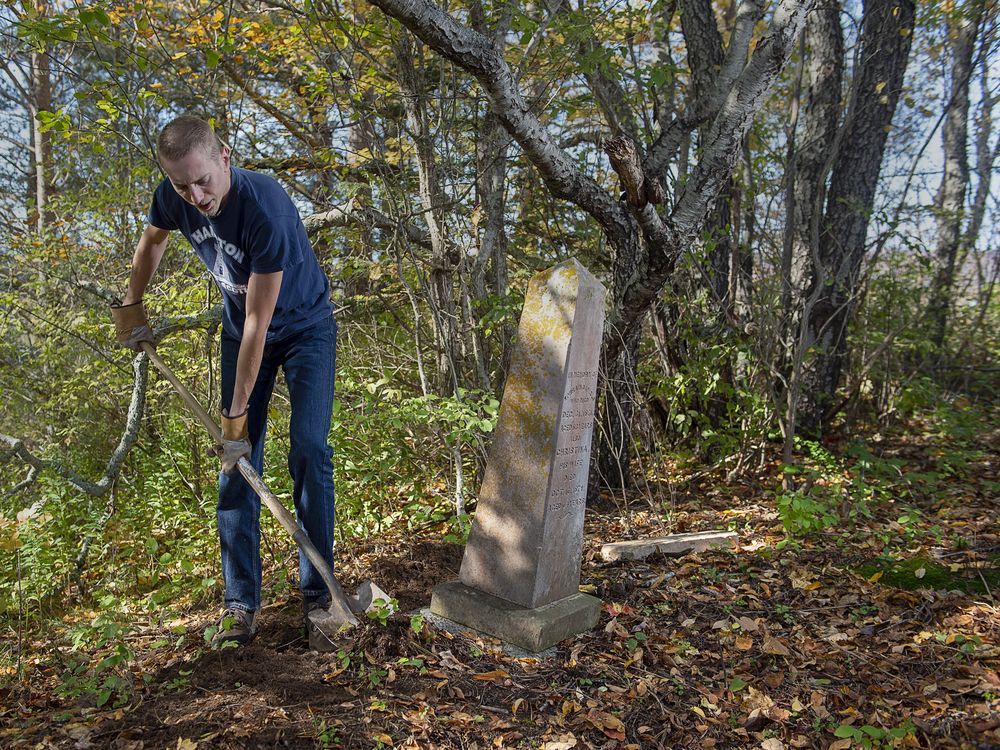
[1,422,998,750]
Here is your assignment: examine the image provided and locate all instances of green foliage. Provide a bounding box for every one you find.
[832,718,916,749]
[640,330,773,465]
[55,598,135,709]
[364,597,398,626]
[328,381,498,537]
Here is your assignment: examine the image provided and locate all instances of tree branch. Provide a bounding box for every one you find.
[365,0,630,240]
[2,355,149,498]
[671,0,812,237]
[646,0,769,177]
[304,200,433,249]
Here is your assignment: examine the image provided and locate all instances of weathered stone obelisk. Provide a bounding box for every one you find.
[431,258,605,651]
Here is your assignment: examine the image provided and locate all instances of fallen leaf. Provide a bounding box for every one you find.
[763,636,791,656]
[735,634,754,651]
[585,710,626,740]
[742,687,775,713]
[541,734,577,750]
[473,669,510,683]
[738,616,759,633]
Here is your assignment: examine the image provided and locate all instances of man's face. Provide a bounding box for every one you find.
[161,145,232,218]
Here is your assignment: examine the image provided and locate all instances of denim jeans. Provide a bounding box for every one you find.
[217,316,337,612]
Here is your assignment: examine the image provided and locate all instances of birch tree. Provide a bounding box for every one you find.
[927,1,988,354]
[361,0,813,489]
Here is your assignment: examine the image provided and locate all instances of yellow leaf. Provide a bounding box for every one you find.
[875,81,887,94]
[561,700,581,716]
[372,734,393,744]
[867,571,884,583]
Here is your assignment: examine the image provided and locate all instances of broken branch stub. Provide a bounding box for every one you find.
[603,135,664,208]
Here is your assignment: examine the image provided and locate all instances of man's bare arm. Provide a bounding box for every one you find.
[229,271,283,416]
[123,225,170,304]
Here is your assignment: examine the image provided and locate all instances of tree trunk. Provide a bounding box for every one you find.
[679,0,733,316]
[778,0,843,458]
[29,2,53,234]
[799,0,915,433]
[393,32,459,395]
[927,2,982,353]
[786,0,843,312]
[365,0,811,494]
[469,1,512,392]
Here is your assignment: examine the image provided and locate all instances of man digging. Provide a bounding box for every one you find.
[111,115,337,647]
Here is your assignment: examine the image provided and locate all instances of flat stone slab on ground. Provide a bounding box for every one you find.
[600,530,737,562]
[430,581,600,653]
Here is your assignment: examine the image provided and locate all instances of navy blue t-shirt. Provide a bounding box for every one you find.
[149,167,332,342]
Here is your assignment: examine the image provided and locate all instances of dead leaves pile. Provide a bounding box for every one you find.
[2,429,998,749]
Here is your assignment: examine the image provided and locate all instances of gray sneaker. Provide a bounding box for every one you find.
[211,608,257,647]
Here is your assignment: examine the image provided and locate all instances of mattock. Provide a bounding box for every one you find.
[139,341,392,650]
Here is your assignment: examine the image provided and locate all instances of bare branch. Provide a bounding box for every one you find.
[2,355,149,498]
[304,200,432,249]
[671,0,812,238]
[365,0,629,238]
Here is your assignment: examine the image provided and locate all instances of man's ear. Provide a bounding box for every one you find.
[220,145,231,167]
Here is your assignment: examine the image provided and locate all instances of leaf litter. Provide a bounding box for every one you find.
[0,432,997,749]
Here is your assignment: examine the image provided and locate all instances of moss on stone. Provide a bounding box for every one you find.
[857,556,999,595]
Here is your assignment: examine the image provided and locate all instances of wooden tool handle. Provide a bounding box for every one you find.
[139,342,358,626]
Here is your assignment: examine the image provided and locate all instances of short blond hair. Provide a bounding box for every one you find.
[157,116,222,163]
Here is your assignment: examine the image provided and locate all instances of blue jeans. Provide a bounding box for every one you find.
[218,316,337,612]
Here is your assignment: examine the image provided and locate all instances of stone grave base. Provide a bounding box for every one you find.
[430,581,601,653]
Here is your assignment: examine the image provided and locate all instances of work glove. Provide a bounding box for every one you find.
[216,408,252,475]
[110,301,155,351]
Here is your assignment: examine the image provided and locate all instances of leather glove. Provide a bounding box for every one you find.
[110,301,155,351]
[216,409,252,475]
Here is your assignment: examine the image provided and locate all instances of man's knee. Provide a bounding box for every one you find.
[287,437,333,474]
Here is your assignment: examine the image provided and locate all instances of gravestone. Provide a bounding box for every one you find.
[431,258,605,651]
